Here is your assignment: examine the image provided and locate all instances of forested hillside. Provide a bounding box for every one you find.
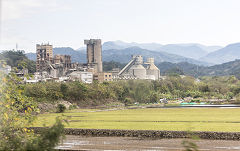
[157,59,240,78]
[0,50,36,73]
[200,43,240,64]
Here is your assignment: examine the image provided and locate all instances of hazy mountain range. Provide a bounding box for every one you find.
[26,46,209,66]
[102,41,222,60]
[26,41,240,66]
[200,43,240,64]
[101,41,240,65]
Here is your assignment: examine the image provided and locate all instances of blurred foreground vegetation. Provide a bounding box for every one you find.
[0,70,65,150]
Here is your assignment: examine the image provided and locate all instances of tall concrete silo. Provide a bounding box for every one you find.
[145,58,160,80]
[129,55,146,79]
[84,39,103,73]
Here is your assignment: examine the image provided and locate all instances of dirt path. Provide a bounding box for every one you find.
[56,135,240,151]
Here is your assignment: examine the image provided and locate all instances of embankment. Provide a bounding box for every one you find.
[29,127,240,140]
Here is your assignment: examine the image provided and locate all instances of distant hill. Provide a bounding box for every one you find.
[204,59,240,77]
[27,41,226,64]
[159,44,208,59]
[158,59,240,78]
[102,41,222,60]
[0,50,36,73]
[195,44,222,53]
[26,47,87,63]
[102,47,209,66]
[102,41,163,51]
[26,52,36,61]
[26,46,210,66]
[200,43,240,64]
[157,62,204,76]
[53,47,87,63]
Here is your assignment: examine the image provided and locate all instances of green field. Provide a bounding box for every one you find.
[33,108,240,132]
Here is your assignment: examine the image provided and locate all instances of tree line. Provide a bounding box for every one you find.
[0,50,36,73]
[23,75,240,106]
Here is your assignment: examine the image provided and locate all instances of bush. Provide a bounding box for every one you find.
[56,104,66,113]
[0,72,65,150]
[26,118,65,151]
[191,99,200,103]
[124,98,133,106]
[69,104,78,110]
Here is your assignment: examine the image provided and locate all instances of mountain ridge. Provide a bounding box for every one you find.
[200,43,240,64]
[157,59,240,78]
[102,41,222,60]
[25,41,240,66]
[26,46,210,66]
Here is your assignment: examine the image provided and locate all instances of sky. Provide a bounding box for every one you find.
[1,0,240,52]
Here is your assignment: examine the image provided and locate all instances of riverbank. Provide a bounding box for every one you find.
[31,127,240,140]
[55,135,240,151]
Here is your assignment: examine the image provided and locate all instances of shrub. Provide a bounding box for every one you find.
[56,104,66,113]
[0,72,65,150]
[69,104,78,110]
[191,99,200,103]
[124,98,133,106]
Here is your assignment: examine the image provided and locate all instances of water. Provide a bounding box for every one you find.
[56,136,240,151]
[162,104,240,108]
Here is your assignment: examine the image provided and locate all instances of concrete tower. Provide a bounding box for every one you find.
[145,58,160,80]
[129,55,146,79]
[36,43,53,72]
[84,39,103,73]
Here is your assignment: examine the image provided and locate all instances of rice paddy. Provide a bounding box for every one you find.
[33,108,240,132]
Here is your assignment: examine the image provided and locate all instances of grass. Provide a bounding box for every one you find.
[32,108,240,132]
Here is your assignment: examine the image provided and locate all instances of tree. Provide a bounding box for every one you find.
[0,50,36,73]
[0,70,65,150]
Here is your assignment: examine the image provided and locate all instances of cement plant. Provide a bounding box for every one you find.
[31,39,161,83]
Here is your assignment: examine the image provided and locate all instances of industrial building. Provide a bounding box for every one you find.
[115,55,160,80]
[69,71,93,83]
[34,40,159,83]
[84,39,103,73]
[84,39,114,82]
[94,72,113,82]
[36,44,53,72]
[144,58,161,80]
[35,41,102,83]
[36,43,73,79]
[53,55,71,68]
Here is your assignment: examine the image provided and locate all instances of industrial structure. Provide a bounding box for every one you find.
[69,71,93,83]
[36,43,73,79]
[144,57,161,80]
[114,55,160,80]
[34,40,158,83]
[34,40,105,83]
[94,72,113,82]
[84,39,103,73]
[53,55,71,68]
[36,44,53,72]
